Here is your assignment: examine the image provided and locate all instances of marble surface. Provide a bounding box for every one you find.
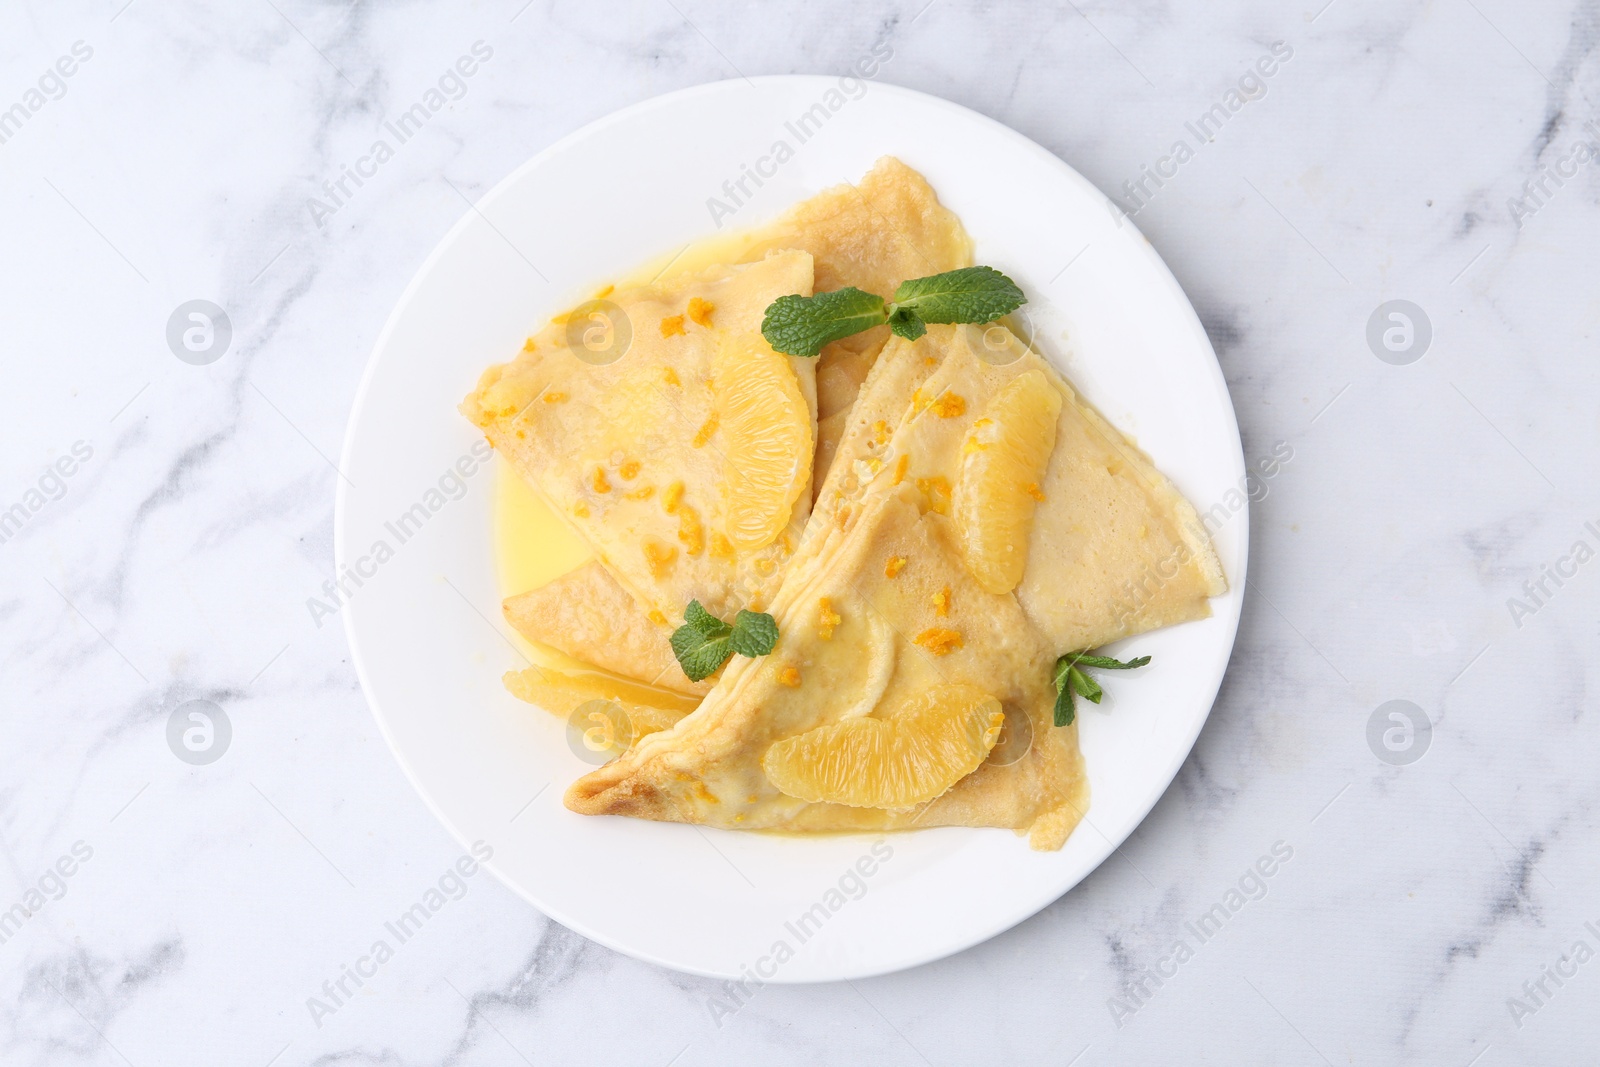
[3,0,1597,1063]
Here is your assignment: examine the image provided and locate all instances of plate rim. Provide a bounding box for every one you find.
[336,74,1249,982]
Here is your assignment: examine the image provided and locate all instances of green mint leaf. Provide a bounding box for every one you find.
[761,287,887,357]
[727,609,778,657]
[1053,656,1074,694]
[1052,648,1147,725]
[760,267,1026,356]
[670,603,779,682]
[674,635,733,681]
[888,266,1025,326]
[886,305,927,341]
[1053,679,1075,727]
[683,599,728,638]
[670,623,730,681]
[1069,653,1151,671]
[1068,666,1103,704]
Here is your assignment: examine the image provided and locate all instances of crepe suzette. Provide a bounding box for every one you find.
[462,249,818,706]
[470,157,971,706]
[567,324,1225,849]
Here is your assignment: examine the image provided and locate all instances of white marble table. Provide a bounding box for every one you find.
[3,1,1596,1063]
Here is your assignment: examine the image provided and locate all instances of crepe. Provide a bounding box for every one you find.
[566,325,1224,849]
[568,486,1088,847]
[726,155,973,478]
[478,157,970,695]
[502,662,697,742]
[502,561,710,697]
[462,249,817,629]
[812,326,1226,650]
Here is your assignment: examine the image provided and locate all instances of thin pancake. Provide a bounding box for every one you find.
[567,488,1089,849]
[462,250,817,627]
[811,325,1224,650]
[729,156,973,486]
[565,324,1224,850]
[483,159,969,697]
[503,561,711,697]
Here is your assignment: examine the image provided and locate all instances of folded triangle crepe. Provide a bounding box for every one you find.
[716,156,973,482]
[462,249,817,627]
[502,563,711,697]
[566,325,1225,849]
[808,326,1226,650]
[468,157,971,697]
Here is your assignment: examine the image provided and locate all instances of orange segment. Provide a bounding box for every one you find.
[712,338,812,552]
[952,369,1061,594]
[761,684,1003,809]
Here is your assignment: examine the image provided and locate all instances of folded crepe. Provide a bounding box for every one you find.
[811,326,1226,650]
[722,156,973,483]
[567,325,1225,849]
[462,249,818,630]
[471,157,970,696]
[502,658,699,744]
[502,562,710,697]
[567,484,1091,848]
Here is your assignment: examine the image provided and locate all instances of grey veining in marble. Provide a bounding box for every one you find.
[3,0,1598,1063]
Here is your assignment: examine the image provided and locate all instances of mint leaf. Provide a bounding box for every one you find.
[886,305,927,342]
[760,267,1026,357]
[1067,653,1151,670]
[889,266,1025,326]
[761,287,887,357]
[727,609,778,657]
[1052,648,1148,727]
[670,601,778,681]
[1053,657,1074,693]
[668,639,732,681]
[683,599,727,638]
[1053,680,1075,728]
[1067,667,1102,704]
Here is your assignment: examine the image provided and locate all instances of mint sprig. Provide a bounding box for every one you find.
[890,266,1026,327]
[762,288,887,358]
[761,266,1026,357]
[670,600,779,682]
[1052,650,1151,727]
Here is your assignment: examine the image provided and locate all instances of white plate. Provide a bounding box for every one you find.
[337,76,1247,982]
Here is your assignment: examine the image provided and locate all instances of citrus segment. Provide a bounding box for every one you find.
[952,369,1061,593]
[762,684,1003,808]
[713,338,813,551]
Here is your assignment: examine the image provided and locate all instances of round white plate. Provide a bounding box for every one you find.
[338,76,1246,982]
